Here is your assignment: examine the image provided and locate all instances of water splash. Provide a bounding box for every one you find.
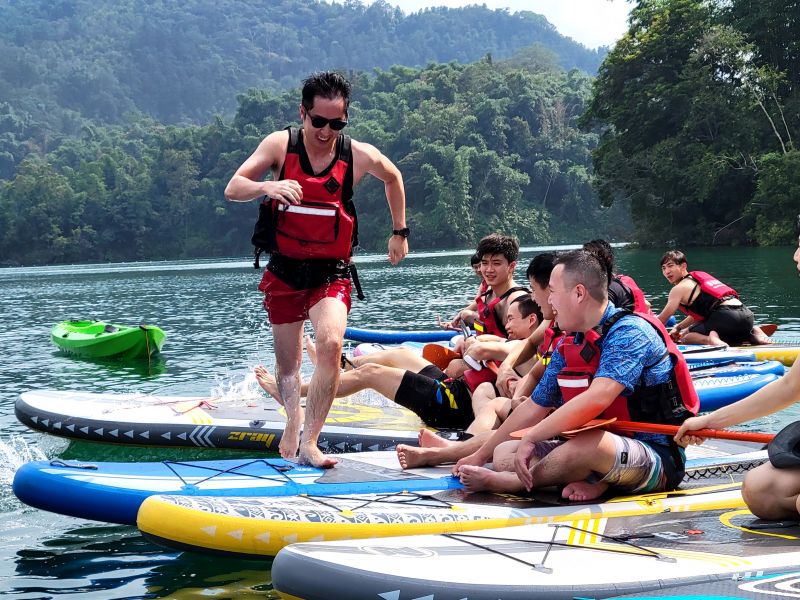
[0,435,47,486]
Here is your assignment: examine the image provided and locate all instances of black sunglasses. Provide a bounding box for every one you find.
[306,112,348,131]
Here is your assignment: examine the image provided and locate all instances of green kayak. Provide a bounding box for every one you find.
[51,320,166,359]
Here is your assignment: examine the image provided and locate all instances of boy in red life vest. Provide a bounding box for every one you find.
[224,72,408,468]
[455,249,699,502]
[658,250,770,347]
[675,236,800,521]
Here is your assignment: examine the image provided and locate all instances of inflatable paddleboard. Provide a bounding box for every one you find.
[13,451,462,525]
[689,359,784,377]
[693,373,780,411]
[137,448,764,558]
[345,327,455,343]
[741,342,800,366]
[679,345,757,364]
[15,390,433,452]
[271,506,800,600]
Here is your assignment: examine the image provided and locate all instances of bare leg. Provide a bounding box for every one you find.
[307,335,431,371]
[529,431,618,501]
[397,431,490,469]
[299,298,348,468]
[466,383,503,434]
[271,321,305,461]
[750,326,773,345]
[419,428,450,448]
[681,330,727,347]
[742,463,800,520]
[458,465,526,493]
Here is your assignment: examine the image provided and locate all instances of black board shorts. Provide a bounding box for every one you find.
[395,365,475,430]
[689,303,754,346]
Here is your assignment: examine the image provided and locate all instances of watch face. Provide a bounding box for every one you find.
[394,228,410,238]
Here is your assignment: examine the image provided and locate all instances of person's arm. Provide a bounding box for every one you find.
[656,285,685,325]
[465,339,518,362]
[495,319,550,396]
[452,399,551,474]
[675,357,800,444]
[224,131,302,204]
[353,140,407,265]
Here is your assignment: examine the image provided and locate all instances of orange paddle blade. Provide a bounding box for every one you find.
[759,323,778,337]
[422,344,460,370]
[511,418,617,439]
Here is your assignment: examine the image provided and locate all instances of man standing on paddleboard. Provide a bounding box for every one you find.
[225,72,408,468]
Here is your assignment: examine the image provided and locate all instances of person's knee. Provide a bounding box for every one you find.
[351,362,384,382]
[492,440,519,470]
[742,465,798,520]
[312,335,343,362]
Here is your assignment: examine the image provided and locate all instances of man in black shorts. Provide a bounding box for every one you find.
[255,296,542,434]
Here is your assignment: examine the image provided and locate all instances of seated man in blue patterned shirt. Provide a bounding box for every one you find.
[455,249,698,502]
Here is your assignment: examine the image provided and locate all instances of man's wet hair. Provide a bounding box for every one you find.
[526,252,558,288]
[470,251,481,267]
[555,249,609,303]
[477,233,519,264]
[582,239,614,285]
[660,250,688,267]
[302,71,352,112]
[511,295,543,324]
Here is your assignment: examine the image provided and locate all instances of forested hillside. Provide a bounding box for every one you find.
[582,0,799,246]
[0,58,627,265]
[0,0,605,180]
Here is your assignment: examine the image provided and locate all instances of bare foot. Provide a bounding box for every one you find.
[419,428,452,448]
[279,415,301,459]
[299,441,338,468]
[750,326,773,345]
[254,365,282,404]
[397,444,440,469]
[707,331,728,348]
[457,465,518,493]
[304,335,318,366]
[561,480,609,502]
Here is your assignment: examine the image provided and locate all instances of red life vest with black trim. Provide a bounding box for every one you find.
[251,127,356,261]
[462,361,497,393]
[679,271,739,321]
[614,274,650,314]
[537,323,564,366]
[474,285,529,337]
[556,310,699,427]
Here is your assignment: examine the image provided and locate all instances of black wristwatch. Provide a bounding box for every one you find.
[392,227,410,238]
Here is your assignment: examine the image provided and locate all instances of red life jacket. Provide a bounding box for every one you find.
[556,310,699,427]
[537,323,564,366]
[679,271,739,321]
[251,127,356,262]
[462,362,497,393]
[473,286,529,337]
[614,274,650,314]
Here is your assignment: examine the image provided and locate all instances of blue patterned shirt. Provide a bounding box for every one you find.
[532,302,672,445]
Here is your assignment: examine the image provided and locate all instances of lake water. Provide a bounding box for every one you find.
[1,245,799,598]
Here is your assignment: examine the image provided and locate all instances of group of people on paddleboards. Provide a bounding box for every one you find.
[226,70,800,523]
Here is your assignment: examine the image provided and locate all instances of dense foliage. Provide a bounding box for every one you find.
[582,0,800,246]
[0,0,605,180]
[0,58,622,265]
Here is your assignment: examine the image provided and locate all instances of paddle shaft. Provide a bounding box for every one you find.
[609,420,774,444]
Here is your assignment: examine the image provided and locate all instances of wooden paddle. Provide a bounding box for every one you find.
[512,418,774,444]
[422,344,461,370]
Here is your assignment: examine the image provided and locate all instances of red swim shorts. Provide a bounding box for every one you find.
[258,270,352,325]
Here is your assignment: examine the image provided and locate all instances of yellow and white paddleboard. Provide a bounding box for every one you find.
[137,479,748,558]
